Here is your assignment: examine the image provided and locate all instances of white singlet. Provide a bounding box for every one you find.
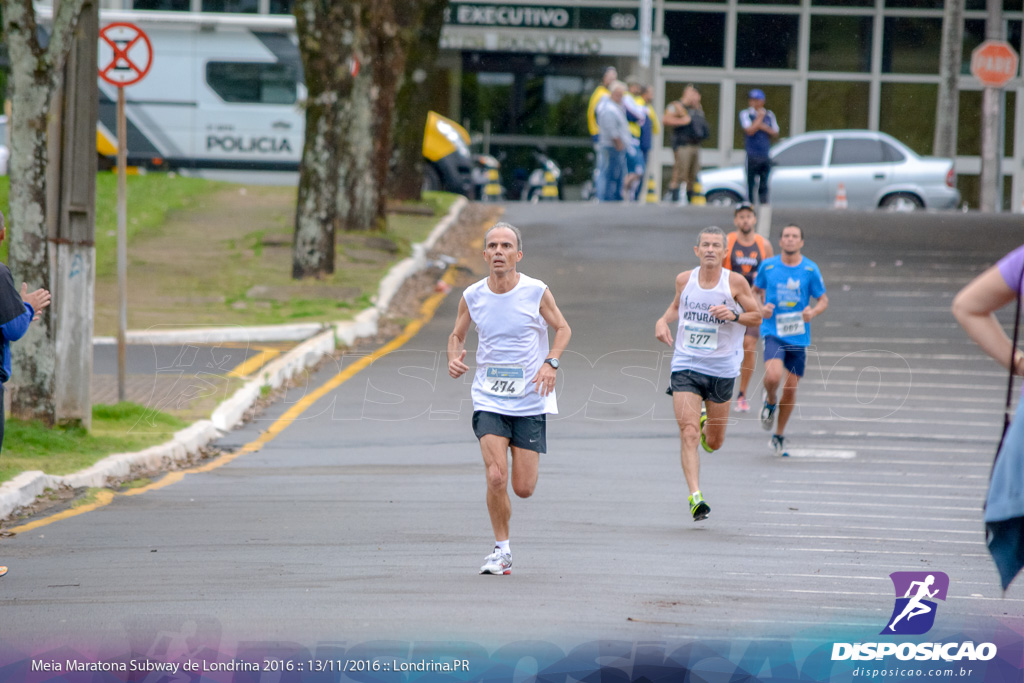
[671,266,744,378]
[463,273,557,416]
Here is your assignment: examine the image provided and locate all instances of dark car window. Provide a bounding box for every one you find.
[772,139,827,167]
[881,141,906,162]
[830,138,887,165]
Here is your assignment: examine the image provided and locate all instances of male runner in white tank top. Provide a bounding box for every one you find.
[448,223,572,574]
[655,227,761,521]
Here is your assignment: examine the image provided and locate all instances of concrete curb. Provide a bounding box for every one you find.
[0,196,470,522]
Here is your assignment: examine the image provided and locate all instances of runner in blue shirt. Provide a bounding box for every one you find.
[753,224,828,456]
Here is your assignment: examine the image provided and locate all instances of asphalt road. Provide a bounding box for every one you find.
[2,203,1023,665]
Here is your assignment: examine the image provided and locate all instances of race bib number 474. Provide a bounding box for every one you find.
[483,365,528,397]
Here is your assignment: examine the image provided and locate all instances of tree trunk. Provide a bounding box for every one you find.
[338,60,376,233]
[368,0,402,229]
[390,0,449,201]
[2,0,87,424]
[292,0,362,279]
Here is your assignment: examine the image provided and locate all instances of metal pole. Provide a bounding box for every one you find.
[980,0,1003,212]
[934,0,964,158]
[116,86,128,402]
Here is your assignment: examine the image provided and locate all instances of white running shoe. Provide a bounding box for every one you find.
[480,548,512,575]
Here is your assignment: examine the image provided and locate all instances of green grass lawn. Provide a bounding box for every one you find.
[0,402,189,485]
[0,173,227,271]
[0,175,459,489]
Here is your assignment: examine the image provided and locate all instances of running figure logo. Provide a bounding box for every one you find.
[882,571,949,635]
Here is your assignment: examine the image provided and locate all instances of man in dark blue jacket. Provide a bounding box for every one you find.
[739,89,779,205]
[0,209,52,578]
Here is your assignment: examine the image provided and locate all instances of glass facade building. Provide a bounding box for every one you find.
[441,0,1024,207]
[47,0,1024,206]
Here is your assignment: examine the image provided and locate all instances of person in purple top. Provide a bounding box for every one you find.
[953,243,1024,589]
[954,244,1024,377]
[0,209,52,579]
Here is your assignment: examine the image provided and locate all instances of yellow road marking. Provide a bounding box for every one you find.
[5,268,460,536]
[226,347,282,379]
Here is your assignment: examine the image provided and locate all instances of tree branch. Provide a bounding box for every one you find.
[45,0,88,88]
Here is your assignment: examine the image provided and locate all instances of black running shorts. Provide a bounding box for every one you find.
[472,411,547,453]
[667,369,735,404]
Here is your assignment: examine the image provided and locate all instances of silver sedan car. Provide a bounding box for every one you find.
[698,130,960,211]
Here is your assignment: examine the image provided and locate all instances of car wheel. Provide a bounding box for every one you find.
[706,190,742,207]
[422,164,443,193]
[880,192,923,212]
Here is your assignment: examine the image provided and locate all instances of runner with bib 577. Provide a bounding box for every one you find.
[655,227,762,522]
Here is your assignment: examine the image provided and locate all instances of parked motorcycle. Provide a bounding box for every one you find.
[472,154,505,201]
[522,150,562,203]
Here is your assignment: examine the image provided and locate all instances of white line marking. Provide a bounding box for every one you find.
[802,379,999,391]
[814,352,997,362]
[747,533,985,547]
[780,448,857,459]
[820,337,973,345]
[752,522,981,536]
[768,480,986,491]
[824,429,997,439]
[751,547,990,558]
[723,571,997,587]
[789,417,998,428]
[763,489,982,501]
[824,366,1004,379]
[762,511,977,523]
[761,499,977,511]
[800,442,992,456]
[734,587,1024,603]
[771,468,985,479]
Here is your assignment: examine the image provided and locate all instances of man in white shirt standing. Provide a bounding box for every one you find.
[448,222,572,574]
[595,82,632,201]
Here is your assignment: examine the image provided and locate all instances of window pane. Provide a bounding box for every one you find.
[957,90,1016,157]
[831,138,886,165]
[206,62,297,103]
[132,0,189,8]
[740,0,798,4]
[269,0,293,13]
[734,84,789,150]
[881,142,906,162]
[806,81,870,131]
[202,0,258,12]
[966,0,1020,10]
[662,81,720,149]
[885,0,941,7]
[460,71,516,134]
[809,16,872,72]
[813,0,872,5]
[736,14,799,70]
[879,82,936,154]
[963,19,985,76]
[664,12,726,67]
[883,18,942,74]
[773,139,826,167]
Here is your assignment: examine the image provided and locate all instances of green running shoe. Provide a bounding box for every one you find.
[700,407,714,453]
[689,490,711,521]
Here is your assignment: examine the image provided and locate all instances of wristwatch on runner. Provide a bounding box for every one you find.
[544,358,560,370]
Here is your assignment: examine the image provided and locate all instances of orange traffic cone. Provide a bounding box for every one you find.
[834,182,848,209]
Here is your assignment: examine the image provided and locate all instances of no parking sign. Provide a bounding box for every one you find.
[98,22,152,87]
[99,22,152,402]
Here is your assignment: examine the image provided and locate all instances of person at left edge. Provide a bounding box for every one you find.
[655,226,761,522]
[0,208,53,579]
[448,222,571,575]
